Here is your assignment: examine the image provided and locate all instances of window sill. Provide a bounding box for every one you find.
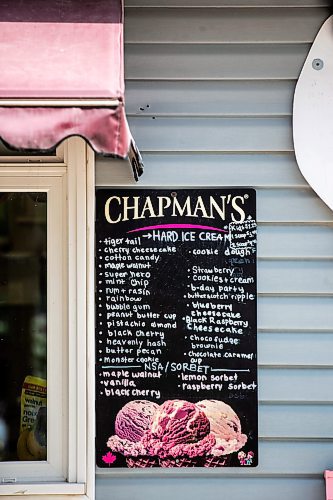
[0,482,86,496]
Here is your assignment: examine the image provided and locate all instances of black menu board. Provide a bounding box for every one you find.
[96,189,257,469]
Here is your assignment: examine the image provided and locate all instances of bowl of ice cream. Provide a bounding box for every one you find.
[143,399,215,467]
[107,400,159,468]
[197,399,247,466]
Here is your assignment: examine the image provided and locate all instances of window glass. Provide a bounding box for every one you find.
[0,192,47,462]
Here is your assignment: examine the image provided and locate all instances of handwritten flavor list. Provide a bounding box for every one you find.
[96,189,257,468]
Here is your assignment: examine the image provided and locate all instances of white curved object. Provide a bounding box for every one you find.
[293,15,333,211]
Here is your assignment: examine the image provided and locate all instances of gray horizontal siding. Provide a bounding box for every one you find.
[126,0,329,6]
[125,8,328,43]
[96,154,307,186]
[258,225,333,257]
[127,117,293,151]
[97,477,325,500]
[260,403,333,437]
[259,333,333,366]
[126,81,296,116]
[259,369,333,402]
[259,296,333,330]
[125,44,309,79]
[258,260,333,294]
[96,1,333,496]
[257,189,333,222]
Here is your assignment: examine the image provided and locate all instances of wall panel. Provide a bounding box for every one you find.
[96,1,333,497]
[127,0,329,6]
[97,477,325,500]
[125,44,310,80]
[128,117,293,151]
[96,154,307,186]
[125,8,328,43]
[126,81,295,116]
[259,333,333,366]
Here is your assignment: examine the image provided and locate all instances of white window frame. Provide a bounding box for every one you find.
[0,138,95,500]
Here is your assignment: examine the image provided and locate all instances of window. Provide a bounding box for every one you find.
[0,191,47,464]
[0,139,94,499]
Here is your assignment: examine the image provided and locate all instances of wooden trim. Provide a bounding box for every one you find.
[86,143,96,500]
[0,483,85,496]
[0,139,92,497]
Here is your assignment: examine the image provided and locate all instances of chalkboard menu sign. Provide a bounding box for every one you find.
[96,189,257,469]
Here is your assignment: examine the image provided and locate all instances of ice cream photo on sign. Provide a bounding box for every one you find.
[196,399,248,466]
[105,399,252,468]
[107,400,159,467]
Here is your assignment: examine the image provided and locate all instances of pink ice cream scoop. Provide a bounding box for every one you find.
[197,399,247,456]
[115,400,159,442]
[143,399,215,458]
[107,400,159,457]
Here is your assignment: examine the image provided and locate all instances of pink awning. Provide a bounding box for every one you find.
[0,0,143,179]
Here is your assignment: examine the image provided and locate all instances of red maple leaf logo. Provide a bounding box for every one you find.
[102,451,116,466]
